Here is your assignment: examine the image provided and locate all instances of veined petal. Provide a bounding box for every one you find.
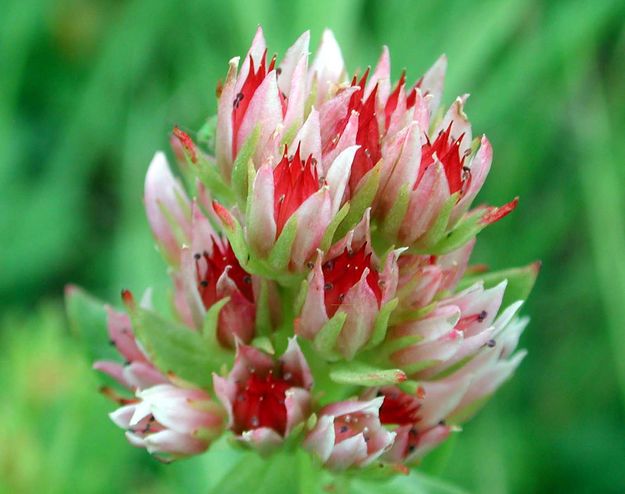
[144,152,192,263]
[278,30,310,96]
[420,54,447,117]
[310,29,346,105]
[297,254,330,339]
[291,108,322,168]
[235,26,267,95]
[290,188,332,270]
[237,71,283,164]
[336,268,380,358]
[400,159,450,244]
[216,57,239,178]
[325,145,358,214]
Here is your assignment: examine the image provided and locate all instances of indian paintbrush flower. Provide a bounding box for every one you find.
[67,26,538,485]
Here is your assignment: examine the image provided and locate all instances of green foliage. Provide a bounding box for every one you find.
[2,0,625,492]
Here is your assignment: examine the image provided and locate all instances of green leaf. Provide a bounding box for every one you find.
[459,262,540,308]
[268,215,298,270]
[216,207,250,269]
[320,202,350,252]
[132,307,229,388]
[329,361,406,386]
[350,470,469,494]
[314,312,347,358]
[336,163,381,240]
[254,279,274,337]
[197,115,217,152]
[65,285,117,362]
[197,155,237,205]
[232,127,260,204]
[380,182,410,240]
[201,297,230,347]
[415,193,458,252]
[366,298,399,349]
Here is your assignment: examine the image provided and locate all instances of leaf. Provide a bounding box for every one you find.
[197,115,217,152]
[329,361,406,386]
[313,312,347,358]
[415,194,458,252]
[366,298,399,349]
[208,450,305,494]
[132,307,228,388]
[336,163,381,240]
[350,470,469,494]
[458,262,541,307]
[201,297,230,347]
[319,202,350,252]
[65,285,117,362]
[268,215,298,270]
[232,127,260,204]
[380,182,410,240]
[197,156,237,205]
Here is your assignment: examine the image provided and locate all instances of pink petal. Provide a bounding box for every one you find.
[328,433,368,470]
[144,152,192,263]
[325,145,358,214]
[237,70,283,164]
[240,427,284,453]
[284,387,311,435]
[304,415,335,463]
[216,57,239,178]
[297,254,330,339]
[281,337,314,389]
[235,26,267,95]
[291,109,322,168]
[400,160,450,244]
[278,30,310,96]
[310,29,345,105]
[290,188,332,270]
[336,268,380,359]
[365,46,391,101]
[420,54,447,117]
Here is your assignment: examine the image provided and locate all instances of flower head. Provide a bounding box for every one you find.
[70,27,537,477]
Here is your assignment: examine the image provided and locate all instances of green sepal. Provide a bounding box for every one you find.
[216,209,250,269]
[425,202,491,255]
[413,193,458,252]
[458,262,540,308]
[254,279,274,338]
[378,334,423,362]
[65,286,116,362]
[231,126,260,205]
[196,154,237,205]
[379,182,410,241]
[202,297,230,346]
[329,361,406,386]
[389,301,437,326]
[365,298,399,350]
[319,202,350,252]
[335,163,381,240]
[313,312,347,359]
[268,215,298,270]
[251,336,275,355]
[197,115,217,152]
[350,469,469,494]
[131,306,230,389]
[294,279,309,315]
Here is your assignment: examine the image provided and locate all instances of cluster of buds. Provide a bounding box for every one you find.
[82,28,537,472]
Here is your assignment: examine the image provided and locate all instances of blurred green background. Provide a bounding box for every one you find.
[2,0,625,492]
